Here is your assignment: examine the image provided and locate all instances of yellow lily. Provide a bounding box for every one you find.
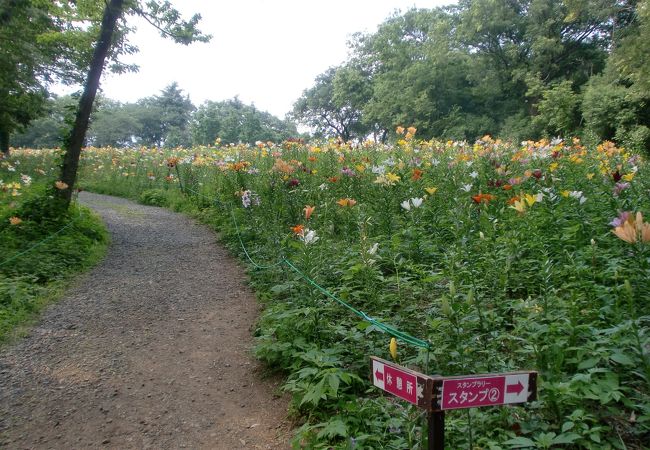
[510,200,526,213]
[523,193,537,207]
[389,338,397,360]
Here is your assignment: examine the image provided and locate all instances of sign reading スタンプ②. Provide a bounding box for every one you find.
[435,372,537,410]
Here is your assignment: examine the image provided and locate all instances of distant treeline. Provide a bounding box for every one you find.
[291,0,649,151]
[12,83,300,148]
[9,1,650,152]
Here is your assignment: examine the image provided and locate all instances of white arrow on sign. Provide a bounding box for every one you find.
[372,359,385,390]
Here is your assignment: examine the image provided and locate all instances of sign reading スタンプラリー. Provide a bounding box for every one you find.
[435,372,537,410]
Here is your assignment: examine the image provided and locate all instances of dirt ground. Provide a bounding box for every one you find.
[0,192,291,449]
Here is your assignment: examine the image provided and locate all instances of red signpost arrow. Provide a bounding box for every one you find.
[506,380,524,395]
[375,369,384,382]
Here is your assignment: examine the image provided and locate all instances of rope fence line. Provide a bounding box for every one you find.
[0,216,81,268]
[182,183,433,350]
[0,190,86,268]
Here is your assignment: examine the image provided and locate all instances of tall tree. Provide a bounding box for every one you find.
[58,0,125,205]
[156,82,195,147]
[351,8,487,140]
[191,98,298,145]
[56,1,210,205]
[292,67,368,141]
[0,0,63,154]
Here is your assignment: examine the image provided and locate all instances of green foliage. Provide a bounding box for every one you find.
[582,66,650,153]
[74,136,650,448]
[192,97,299,146]
[16,91,300,149]
[292,67,368,141]
[139,188,168,206]
[290,1,648,152]
[528,78,580,137]
[0,192,108,341]
[10,95,78,149]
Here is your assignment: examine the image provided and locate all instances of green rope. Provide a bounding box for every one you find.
[230,209,286,270]
[282,259,432,350]
[179,177,432,350]
[183,185,285,270]
[0,218,79,267]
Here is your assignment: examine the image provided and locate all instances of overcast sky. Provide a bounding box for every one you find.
[68,0,454,118]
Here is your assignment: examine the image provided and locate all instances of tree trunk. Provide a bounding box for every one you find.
[0,129,9,156]
[57,0,124,206]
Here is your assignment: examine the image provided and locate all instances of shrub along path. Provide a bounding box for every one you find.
[0,192,290,449]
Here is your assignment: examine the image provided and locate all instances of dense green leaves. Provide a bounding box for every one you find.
[192,97,298,146]
[292,0,649,152]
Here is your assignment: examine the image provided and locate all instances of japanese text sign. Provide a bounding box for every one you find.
[371,357,433,409]
[434,372,537,411]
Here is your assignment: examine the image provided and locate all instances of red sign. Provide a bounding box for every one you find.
[370,357,537,412]
[371,357,433,409]
[437,372,536,410]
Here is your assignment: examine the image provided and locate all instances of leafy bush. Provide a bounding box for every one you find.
[139,188,168,206]
[0,188,108,341]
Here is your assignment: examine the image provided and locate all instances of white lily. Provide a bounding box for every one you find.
[302,229,319,244]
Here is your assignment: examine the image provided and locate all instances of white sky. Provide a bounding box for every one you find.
[79,0,453,119]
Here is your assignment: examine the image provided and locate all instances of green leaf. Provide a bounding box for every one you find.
[503,437,536,448]
[328,373,340,395]
[610,352,634,366]
[551,432,581,444]
[589,432,601,443]
[561,421,574,433]
[316,419,348,439]
[577,357,600,370]
[536,432,556,448]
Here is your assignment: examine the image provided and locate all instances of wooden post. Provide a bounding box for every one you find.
[428,410,444,450]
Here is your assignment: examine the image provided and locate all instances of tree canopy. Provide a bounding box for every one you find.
[292,0,649,151]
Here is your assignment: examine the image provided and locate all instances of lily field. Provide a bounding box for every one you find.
[2,133,650,449]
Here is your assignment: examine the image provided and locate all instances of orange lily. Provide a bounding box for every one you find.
[471,193,496,204]
[613,212,650,243]
[337,198,357,207]
[304,205,315,220]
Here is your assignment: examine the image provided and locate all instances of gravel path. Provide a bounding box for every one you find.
[0,192,290,449]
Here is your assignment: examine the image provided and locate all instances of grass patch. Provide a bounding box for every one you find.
[0,197,108,344]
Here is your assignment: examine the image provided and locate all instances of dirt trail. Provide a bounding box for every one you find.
[0,192,290,449]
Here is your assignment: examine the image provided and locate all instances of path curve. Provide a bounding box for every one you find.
[0,192,290,449]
